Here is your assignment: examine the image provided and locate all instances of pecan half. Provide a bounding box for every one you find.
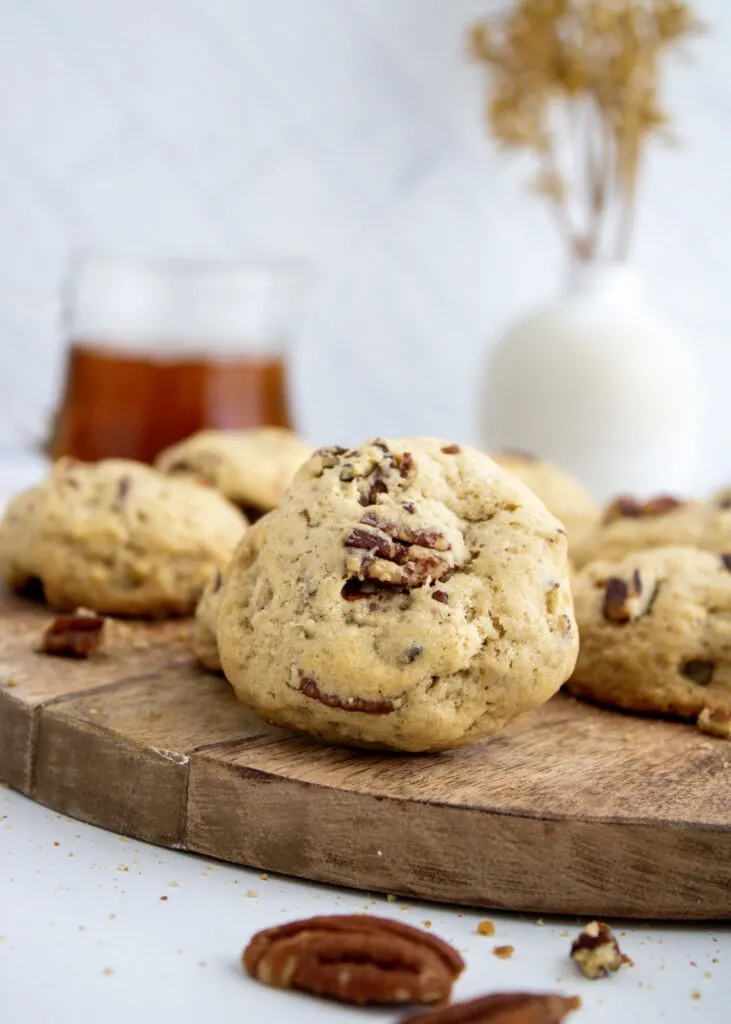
[344,513,453,589]
[299,674,399,714]
[681,659,714,685]
[40,611,105,659]
[404,991,581,1023]
[602,569,657,623]
[697,707,731,738]
[242,914,464,1006]
[604,494,683,523]
[570,921,631,979]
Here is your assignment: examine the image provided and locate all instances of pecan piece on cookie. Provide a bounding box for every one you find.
[242,914,464,1006]
[40,610,105,659]
[604,493,683,523]
[344,513,454,590]
[299,674,399,715]
[404,991,581,1023]
[681,659,714,686]
[570,921,631,979]
[602,569,656,624]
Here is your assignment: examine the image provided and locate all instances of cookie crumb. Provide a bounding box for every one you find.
[697,707,731,739]
[561,929,570,938]
[535,918,544,927]
[102,968,114,976]
[493,945,514,959]
[4,678,17,688]
[422,921,432,928]
[246,890,258,898]
[691,990,701,1000]
[386,894,397,902]
[477,920,495,936]
[704,971,712,979]
[570,922,631,979]
[159,896,168,901]
[259,873,269,881]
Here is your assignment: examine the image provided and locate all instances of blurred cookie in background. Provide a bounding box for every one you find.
[155,427,312,518]
[491,450,598,548]
[0,458,247,617]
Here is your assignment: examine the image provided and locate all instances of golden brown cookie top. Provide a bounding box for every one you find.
[0,458,247,616]
[155,427,312,512]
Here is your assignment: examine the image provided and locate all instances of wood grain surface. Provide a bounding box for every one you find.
[1,588,729,919]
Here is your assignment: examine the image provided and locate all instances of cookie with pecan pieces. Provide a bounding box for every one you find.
[217,437,577,751]
[156,427,312,515]
[491,450,598,550]
[567,546,731,729]
[0,459,247,616]
[571,493,731,568]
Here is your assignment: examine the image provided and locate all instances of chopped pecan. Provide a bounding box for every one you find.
[311,446,348,473]
[403,500,416,514]
[681,659,714,685]
[354,446,416,506]
[721,554,731,572]
[40,611,105,659]
[570,921,631,979]
[112,474,132,511]
[604,493,683,523]
[493,944,514,959]
[345,513,453,589]
[602,569,657,623]
[211,569,223,593]
[404,991,581,1023]
[243,914,464,1006]
[441,444,461,455]
[697,707,731,738]
[299,675,399,714]
[432,589,449,604]
[405,644,423,663]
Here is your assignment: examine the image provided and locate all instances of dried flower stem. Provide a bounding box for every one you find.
[469,1,702,263]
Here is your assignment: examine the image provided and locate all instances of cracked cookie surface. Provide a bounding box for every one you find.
[155,427,312,513]
[0,458,247,616]
[217,437,577,751]
[567,546,731,725]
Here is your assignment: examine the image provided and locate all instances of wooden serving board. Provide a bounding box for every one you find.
[1,589,729,920]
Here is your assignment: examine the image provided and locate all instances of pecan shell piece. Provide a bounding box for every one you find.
[404,991,581,1023]
[243,914,464,1006]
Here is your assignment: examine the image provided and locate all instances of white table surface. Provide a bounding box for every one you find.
[0,456,729,1023]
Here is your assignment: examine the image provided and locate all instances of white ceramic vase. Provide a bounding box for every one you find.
[478,263,703,503]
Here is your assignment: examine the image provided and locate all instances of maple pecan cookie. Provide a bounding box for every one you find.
[567,546,731,728]
[491,451,598,548]
[0,459,247,616]
[155,427,312,514]
[570,493,731,568]
[217,437,578,751]
[194,568,225,670]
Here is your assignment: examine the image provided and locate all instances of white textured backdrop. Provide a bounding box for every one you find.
[0,0,729,486]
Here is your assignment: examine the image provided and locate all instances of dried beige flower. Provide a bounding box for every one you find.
[469,1,703,261]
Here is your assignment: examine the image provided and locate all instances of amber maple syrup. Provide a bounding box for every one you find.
[47,343,291,464]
